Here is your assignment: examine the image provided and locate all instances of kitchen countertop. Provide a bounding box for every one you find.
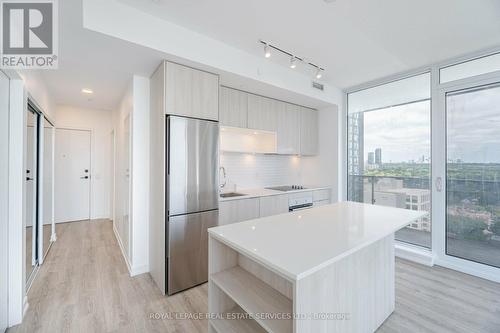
[208,201,427,281]
[219,185,331,202]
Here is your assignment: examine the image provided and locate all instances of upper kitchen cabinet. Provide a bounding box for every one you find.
[219,86,248,127]
[277,103,301,154]
[300,107,319,155]
[165,61,219,121]
[247,94,278,132]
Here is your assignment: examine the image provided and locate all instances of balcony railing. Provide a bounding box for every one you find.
[348,174,500,252]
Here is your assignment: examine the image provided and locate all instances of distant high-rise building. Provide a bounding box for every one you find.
[375,148,382,164]
[368,152,375,165]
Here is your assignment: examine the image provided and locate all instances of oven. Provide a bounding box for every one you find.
[288,194,313,212]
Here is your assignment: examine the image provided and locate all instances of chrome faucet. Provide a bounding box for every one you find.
[219,166,227,189]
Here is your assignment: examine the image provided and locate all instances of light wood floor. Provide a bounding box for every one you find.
[9,219,500,333]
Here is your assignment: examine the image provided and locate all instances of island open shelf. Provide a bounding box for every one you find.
[210,304,267,333]
[208,202,427,333]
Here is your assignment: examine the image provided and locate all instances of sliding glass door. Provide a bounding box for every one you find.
[445,83,500,268]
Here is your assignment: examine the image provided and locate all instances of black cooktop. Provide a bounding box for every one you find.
[265,185,307,192]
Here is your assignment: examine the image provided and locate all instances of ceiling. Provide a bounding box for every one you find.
[119,0,500,89]
[17,0,500,112]
[19,0,166,111]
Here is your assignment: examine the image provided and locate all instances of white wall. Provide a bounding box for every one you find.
[112,75,150,276]
[7,76,26,327]
[55,105,113,220]
[17,71,55,120]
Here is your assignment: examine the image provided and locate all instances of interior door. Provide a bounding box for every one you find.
[55,129,91,223]
[0,71,9,332]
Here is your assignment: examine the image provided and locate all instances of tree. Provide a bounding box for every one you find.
[447,215,488,241]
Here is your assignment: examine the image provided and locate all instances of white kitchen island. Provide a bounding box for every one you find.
[207,201,427,333]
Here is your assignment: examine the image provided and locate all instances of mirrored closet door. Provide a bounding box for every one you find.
[26,106,39,286]
[42,117,55,261]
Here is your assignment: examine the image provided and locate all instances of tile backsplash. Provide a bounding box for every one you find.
[220,152,302,189]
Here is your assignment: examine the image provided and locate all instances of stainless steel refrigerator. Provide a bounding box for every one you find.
[166,116,219,295]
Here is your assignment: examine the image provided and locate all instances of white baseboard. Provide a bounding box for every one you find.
[395,243,434,266]
[23,296,29,317]
[112,223,132,275]
[130,264,149,277]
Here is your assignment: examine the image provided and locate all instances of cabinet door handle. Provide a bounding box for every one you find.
[80,176,89,179]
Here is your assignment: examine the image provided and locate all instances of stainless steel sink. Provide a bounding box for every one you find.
[220,192,246,198]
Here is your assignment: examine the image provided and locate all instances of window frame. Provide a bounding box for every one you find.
[342,46,500,283]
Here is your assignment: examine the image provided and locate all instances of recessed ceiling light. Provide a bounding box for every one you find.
[81,88,93,94]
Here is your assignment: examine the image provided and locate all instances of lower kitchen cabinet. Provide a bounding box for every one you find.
[313,189,331,206]
[219,198,260,225]
[259,195,289,217]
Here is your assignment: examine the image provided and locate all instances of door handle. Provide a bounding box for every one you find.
[26,177,33,181]
[80,176,89,179]
[435,177,442,192]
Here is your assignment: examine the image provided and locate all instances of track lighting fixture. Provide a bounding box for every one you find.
[260,40,325,80]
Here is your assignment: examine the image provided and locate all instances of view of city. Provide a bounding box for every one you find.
[348,86,500,267]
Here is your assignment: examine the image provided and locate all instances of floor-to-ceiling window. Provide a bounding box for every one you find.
[346,50,500,282]
[347,73,432,248]
[446,84,500,268]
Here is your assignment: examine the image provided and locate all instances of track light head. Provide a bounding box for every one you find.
[264,44,271,58]
[315,68,323,79]
[290,56,297,69]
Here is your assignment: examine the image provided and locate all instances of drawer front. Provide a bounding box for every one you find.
[313,189,331,202]
[313,199,330,207]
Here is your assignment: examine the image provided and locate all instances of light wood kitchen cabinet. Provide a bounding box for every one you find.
[219,198,260,225]
[277,103,301,154]
[300,107,319,155]
[313,189,331,207]
[165,61,219,120]
[247,94,278,132]
[259,195,289,217]
[222,86,318,155]
[219,86,248,127]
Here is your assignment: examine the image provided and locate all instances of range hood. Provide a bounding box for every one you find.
[220,126,277,154]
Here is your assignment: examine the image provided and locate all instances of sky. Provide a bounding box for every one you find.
[363,101,430,163]
[360,84,500,164]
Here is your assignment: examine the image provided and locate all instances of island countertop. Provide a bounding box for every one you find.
[208,201,427,281]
